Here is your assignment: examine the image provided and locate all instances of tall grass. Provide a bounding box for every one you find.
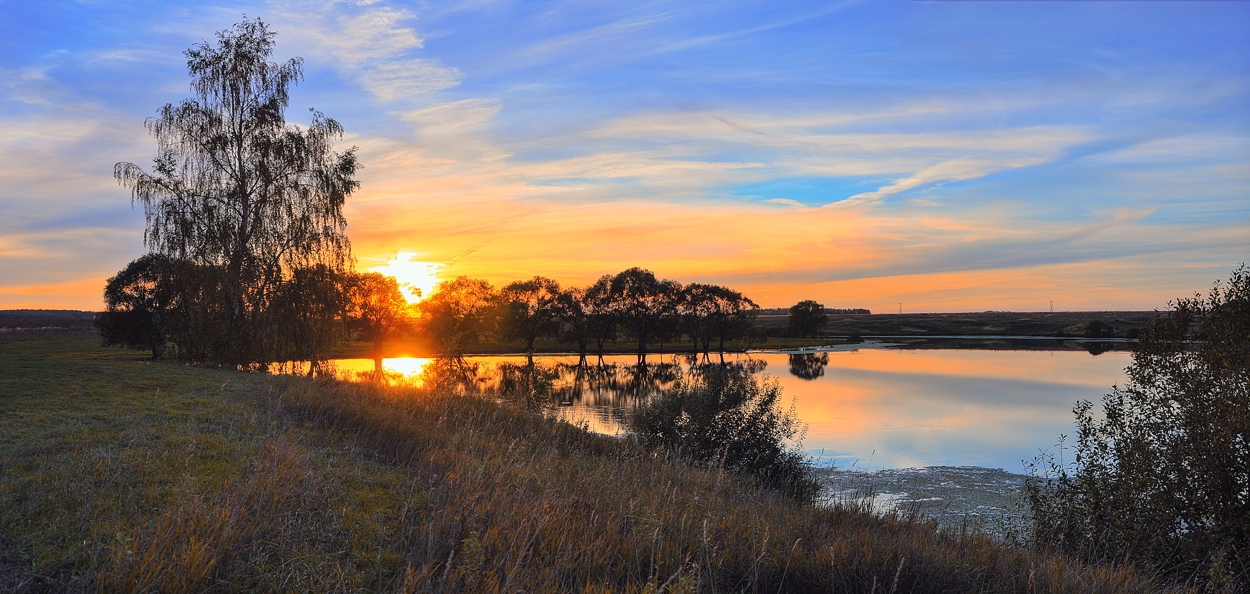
[274,374,1183,592]
[0,335,1186,592]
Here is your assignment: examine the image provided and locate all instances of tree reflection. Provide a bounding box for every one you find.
[497,360,560,409]
[1082,341,1116,356]
[418,357,484,395]
[408,356,768,420]
[788,353,829,380]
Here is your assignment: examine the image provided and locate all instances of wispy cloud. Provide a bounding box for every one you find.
[1,0,1246,310]
[841,156,1047,205]
[271,0,463,100]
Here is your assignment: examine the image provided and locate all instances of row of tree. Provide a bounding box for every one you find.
[96,259,766,364]
[95,254,408,370]
[95,19,826,368]
[420,267,760,356]
[107,251,885,371]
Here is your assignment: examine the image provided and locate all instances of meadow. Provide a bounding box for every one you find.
[0,333,1183,592]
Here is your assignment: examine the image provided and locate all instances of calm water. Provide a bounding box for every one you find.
[323,347,1130,473]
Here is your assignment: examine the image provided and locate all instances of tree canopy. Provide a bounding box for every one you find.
[418,277,498,355]
[499,276,562,354]
[609,268,681,355]
[113,19,359,366]
[348,273,411,360]
[787,300,827,338]
[95,254,185,359]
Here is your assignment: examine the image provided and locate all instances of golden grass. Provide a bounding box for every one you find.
[273,373,1184,593]
[0,335,1185,592]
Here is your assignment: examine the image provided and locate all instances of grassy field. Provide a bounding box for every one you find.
[0,334,1184,592]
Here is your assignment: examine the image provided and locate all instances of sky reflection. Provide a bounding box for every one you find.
[325,348,1129,472]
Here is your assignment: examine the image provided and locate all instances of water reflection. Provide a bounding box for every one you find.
[788,353,829,380]
[321,349,1130,472]
[1083,341,1117,356]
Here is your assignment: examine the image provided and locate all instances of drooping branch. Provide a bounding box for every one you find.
[113,18,359,366]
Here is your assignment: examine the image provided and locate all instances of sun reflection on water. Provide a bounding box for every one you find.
[382,357,433,380]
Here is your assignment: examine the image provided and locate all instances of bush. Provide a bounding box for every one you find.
[1027,265,1249,588]
[1083,319,1115,338]
[631,364,819,501]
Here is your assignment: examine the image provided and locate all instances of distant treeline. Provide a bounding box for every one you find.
[757,307,870,316]
[0,310,97,320]
[95,255,856,364]
[413,267,763,357]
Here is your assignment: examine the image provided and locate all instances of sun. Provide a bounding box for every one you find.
[370,251,445,304]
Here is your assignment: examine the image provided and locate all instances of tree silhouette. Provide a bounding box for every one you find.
[96,254,186,359]
[584,275,618,355]
[499,276,562,354]
[677,283,759,353]
[677,283,719,353]
[113,19,359,366]
[270,265,350,375]
[609,268,681,355]
[418,277,497,354]
[706,286,759,352]
[347,272,411,362]
[787,300,827,338]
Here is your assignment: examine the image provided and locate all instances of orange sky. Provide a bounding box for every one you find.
[2,1,1246,312]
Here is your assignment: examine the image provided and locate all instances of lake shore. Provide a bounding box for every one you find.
[0,334,1178,592]
[0,309,1152,358]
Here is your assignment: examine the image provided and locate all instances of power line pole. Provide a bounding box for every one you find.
[898,303,902,315]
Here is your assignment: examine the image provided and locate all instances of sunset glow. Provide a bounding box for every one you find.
[369,252,444,304]
[2,1,1247,311]
[382,357,433,382]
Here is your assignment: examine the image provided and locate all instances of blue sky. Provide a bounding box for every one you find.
[1,0,1247,311]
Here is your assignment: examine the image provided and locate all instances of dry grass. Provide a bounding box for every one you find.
[274,375,1184,593]
[1,335,1185,592]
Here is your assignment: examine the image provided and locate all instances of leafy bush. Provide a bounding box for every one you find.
[1028,265,1249,589]
[95,253,186,359]
[631,364,819,500]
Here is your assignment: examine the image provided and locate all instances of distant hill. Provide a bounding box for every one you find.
[0,309,97,320]
[757,307,871,315]
[754,310,1159,339]
[0,310,98,332]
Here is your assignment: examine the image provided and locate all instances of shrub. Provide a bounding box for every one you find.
[631,364,819,501]
[1084,319,1115,338]
[1027,265,1249,588]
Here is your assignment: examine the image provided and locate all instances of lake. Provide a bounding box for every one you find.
[323,344,1130,474]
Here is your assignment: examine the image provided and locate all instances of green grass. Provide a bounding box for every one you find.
[1,334,1185,592]
[0,336,419,591]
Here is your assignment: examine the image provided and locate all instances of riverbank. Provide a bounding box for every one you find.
[768,310,1157,339]
[1,335,1180,592]
[0,309,1154,359]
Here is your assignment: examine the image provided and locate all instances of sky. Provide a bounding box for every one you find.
[1,0,1247,312]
